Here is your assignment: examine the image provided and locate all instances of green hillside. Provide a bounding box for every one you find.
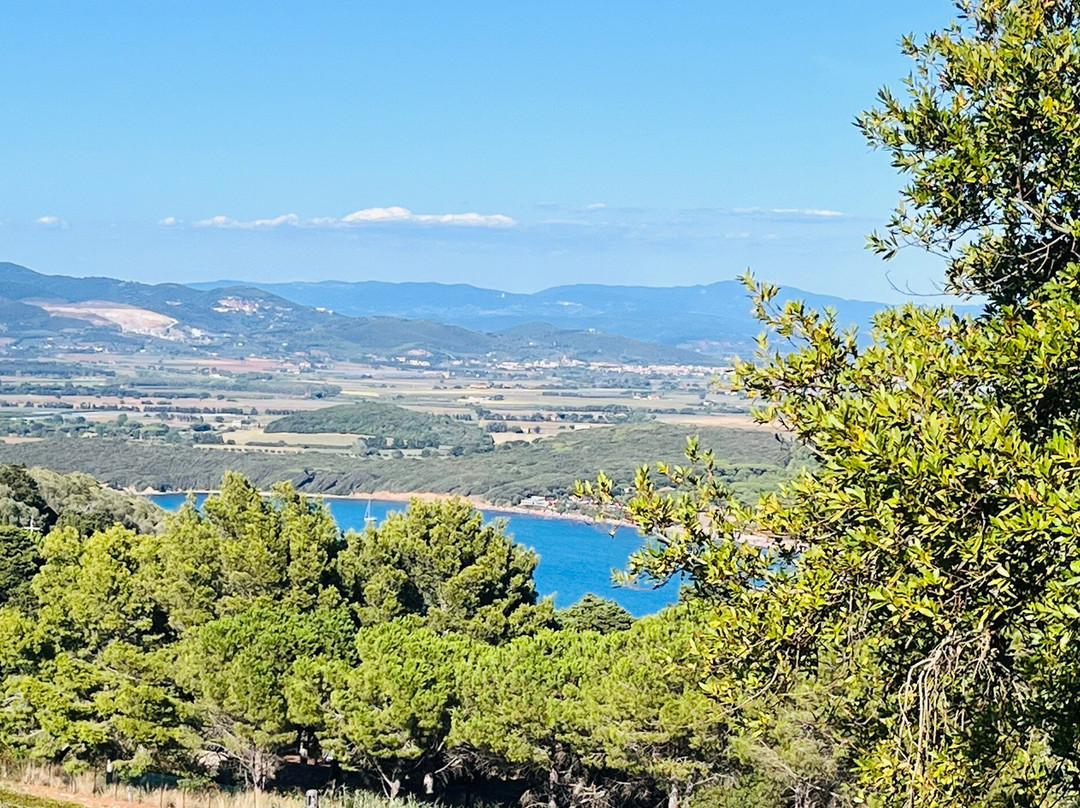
[0,423,799,506]
[265,401,493,453]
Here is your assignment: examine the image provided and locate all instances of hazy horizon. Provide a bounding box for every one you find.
[4,258,936,306]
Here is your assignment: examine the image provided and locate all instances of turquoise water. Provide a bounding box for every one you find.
[147,493,678,616]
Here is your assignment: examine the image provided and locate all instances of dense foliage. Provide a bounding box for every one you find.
[0,415,225,446]
[0,467,786,807]
[576,2,1080,805]
[265,402,493,454]
[0,423,798,506]
[861,0,1080,306]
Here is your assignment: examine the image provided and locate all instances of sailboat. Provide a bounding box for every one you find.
[364,498,377,528]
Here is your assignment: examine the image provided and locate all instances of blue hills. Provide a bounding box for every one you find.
[1,261,974,363]
[192,278,923,357]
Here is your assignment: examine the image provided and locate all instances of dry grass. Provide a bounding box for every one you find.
[0,764,422,808]
[225,431,360,448]
[653,412,771,430]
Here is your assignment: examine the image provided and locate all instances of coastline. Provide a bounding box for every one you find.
[134,486,636,529]
[363,489,634,527]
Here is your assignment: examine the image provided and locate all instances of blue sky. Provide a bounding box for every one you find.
[1,1,955,300]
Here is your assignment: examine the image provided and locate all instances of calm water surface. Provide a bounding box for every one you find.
[147,493,677,616]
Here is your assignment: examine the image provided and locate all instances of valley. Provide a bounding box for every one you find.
[0,347,794,509]
[0,260,803,511]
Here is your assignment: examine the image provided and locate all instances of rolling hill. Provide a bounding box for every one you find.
[265,401,494,453]
[192,277,911,355]
[0,263,710,366]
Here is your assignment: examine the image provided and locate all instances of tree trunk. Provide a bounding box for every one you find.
[252,747,263,808]
[388,779,401,801]
[668,781,681,808]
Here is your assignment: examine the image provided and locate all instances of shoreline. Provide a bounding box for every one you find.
[134,486,636,529]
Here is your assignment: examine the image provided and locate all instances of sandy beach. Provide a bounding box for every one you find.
[133,485,634,528]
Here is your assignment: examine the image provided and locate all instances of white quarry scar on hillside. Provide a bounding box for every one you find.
[32,300,181,339]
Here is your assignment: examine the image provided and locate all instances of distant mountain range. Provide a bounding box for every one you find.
[1,262,973,367]
[0,263,711,366]
[192,278,898,355]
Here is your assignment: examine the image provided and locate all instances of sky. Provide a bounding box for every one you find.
[1,1,958,301]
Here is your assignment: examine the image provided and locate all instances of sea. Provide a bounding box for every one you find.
[146,493,678,617]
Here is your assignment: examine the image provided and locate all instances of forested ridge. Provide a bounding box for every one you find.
[264,402,493,454]
[0,423,796,506]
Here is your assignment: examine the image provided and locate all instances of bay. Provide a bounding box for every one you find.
[147,493,677,616]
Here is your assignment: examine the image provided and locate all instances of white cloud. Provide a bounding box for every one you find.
[158,216,183,227]
[585,203,607,211]
[195,213,302,229]
[342,207,516,227]
[771,208,844,217]
[35,215,69,229]
[730,207,845,219]
[341,206,413,223]
[183,207,517,230]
